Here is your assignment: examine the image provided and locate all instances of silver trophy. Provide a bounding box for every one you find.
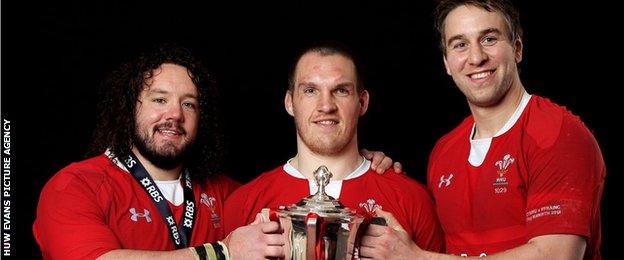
[276,166,366,260]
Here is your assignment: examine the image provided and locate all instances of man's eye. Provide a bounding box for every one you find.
[482,36,497,46]
[303,88,316,94]
[183,102,197,109]
[153,98,166,103]
[452,42,467,50]
[335,88,350,96]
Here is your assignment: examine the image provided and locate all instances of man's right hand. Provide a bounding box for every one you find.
[359,209,423,260]
[222,215,285,260]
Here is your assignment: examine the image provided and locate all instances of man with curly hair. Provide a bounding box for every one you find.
[32,44,285,259]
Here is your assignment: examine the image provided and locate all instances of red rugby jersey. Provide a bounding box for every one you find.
[428,95,604,259]
[224,160,444,252]
[33,154,239,259]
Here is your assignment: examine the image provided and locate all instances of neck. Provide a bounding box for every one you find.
[131,147,183,181]
[469,81,525,139]
[291,135,362,180]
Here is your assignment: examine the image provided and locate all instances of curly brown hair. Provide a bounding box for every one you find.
[89,43,225,181]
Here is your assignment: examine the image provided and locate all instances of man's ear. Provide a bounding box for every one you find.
[514,37,523,63]
[285,90,294,116]
[359,90,370,116]
[443,54,452,75]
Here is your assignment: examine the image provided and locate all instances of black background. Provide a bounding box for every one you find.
[1,1,620,259]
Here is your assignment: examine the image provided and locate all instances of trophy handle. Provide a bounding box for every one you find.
[261,208,280,222]
[306,216,317,260]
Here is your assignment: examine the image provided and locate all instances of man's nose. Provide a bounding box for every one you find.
[317,91,338,113]
[468,44,488,66]
[165,102,184,122]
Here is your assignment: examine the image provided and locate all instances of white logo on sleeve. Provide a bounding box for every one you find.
[129,208,152,223]
[438,174,454,188]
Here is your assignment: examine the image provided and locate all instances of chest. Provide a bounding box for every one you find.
[430,137,530,232]
[104,184,226,249]
[260,177,403,219]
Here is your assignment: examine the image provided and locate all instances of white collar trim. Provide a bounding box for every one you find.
[470,91,532,140]
[282,157,370,180]
[283,157,370,199]
[468,91,531,166]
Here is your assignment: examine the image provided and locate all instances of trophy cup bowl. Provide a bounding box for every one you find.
[275,166,365,260]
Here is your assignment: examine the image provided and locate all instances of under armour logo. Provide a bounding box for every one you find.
[438,174,454,188]
[129,208,152,222]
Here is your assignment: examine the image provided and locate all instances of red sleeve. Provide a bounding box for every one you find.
[222,184,256,235]
[525,116,605,240]
[427,142,442,190]
[33,168,121,259]
[408,182,446,252]
[201,174,241,240]
[213,174,241,199]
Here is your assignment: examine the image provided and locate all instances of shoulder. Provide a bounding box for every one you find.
[368,169,432,199]
[36,155,125,217]
[524,95,596,149]
[431,115,473,159]
[201,174,241,198]
[42,154,121,194]
[226,165,288,200]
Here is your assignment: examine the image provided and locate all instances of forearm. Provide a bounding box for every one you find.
[420,234,586,260]
[479,234,585,260]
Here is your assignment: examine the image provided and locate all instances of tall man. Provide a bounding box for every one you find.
[362,1,605,259]
[223,43,445,255]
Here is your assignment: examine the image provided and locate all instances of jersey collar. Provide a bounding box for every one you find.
[283,156,371,180]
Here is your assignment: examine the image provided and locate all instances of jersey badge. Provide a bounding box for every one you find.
[200,193,221,228]
[493,154,515,193]
[359,199,382,214]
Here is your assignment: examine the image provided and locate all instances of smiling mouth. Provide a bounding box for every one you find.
[314,120,338,125]
[469,70,494,80]
[154,122,186,137]
[157,129,181,136]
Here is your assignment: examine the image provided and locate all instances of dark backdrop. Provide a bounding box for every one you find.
[1,1,620,259]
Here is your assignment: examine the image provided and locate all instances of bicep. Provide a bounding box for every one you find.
[222,189,253,235]
[34,175,120,259]
[525,121,605,239]
[408,187,445,252]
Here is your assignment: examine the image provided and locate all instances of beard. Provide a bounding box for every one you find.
[295,119,355,156]
[303,134,347,155]
[132,121,194,170]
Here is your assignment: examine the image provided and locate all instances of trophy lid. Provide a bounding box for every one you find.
[280,166,357,219]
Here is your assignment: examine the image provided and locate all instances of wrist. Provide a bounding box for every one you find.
[217,241,231,260]
[188,242,230,260]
